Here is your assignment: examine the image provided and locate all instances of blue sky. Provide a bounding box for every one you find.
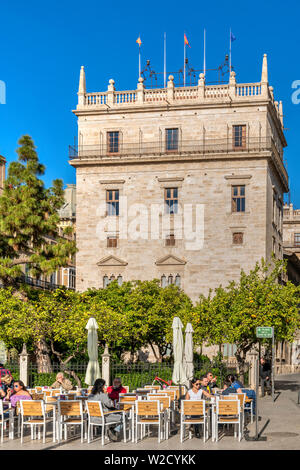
[0,0,299,207]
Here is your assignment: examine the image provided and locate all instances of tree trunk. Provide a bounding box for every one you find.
[35,338,52,373]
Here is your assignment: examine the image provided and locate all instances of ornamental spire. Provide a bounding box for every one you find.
[261,53,268,83]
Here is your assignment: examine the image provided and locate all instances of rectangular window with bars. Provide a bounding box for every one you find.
[165,188,178,214]
[107,236,118,248]
[165,128,179,152]
[232,125,246,149]
[232,185,245,212]
[295,233,300,246]
[165,234,175,246]
[107,131,120,154]
[106,190,119,216]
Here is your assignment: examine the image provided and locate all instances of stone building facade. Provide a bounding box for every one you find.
[70,54,288,303]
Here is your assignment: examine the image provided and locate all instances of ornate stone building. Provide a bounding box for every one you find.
[70,54,288,302]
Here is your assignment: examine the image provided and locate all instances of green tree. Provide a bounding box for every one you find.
[0,136,77,371]
[193,259,300,381]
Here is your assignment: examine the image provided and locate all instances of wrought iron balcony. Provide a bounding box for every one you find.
[69,136,278,160]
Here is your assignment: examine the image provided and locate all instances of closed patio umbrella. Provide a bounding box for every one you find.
[184,323,194,387]
[172,317,187,387]
[84,317,101,386]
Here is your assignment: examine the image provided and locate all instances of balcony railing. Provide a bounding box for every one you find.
[15,275,75,291]
[69,136,276,161]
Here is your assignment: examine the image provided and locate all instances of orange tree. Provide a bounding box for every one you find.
[192,258,300,381]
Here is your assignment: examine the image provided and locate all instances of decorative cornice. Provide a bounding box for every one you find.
[155,254,186,266]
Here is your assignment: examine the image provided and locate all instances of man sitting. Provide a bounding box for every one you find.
[206,372,218,391]
[221,380,237,395]
[107,377,127,402]
[200,375,213,398]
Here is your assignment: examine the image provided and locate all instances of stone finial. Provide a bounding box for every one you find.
[198,73,205,85]
[20,343,28,356]
[229,70,236,84]
[279,101,283,125]
[108,79,115,92]
[137,76,144,90]
[261,53,268,83]
[269,86,274,100]
[78,66,86,95]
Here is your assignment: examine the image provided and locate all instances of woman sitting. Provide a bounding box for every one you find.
[88,378,123,441]
[2,380,32,409]
[185,377,211,438]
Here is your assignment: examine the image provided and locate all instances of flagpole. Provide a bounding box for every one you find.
[203,29,206,78]
[184,34,186,86]
[229,28,232,73]
[164,32,166,88]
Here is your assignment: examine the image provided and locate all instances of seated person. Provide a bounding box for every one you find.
[221,380,237,395]
[51,372,73,392]
[107,378,127,401]
[226,374,244,393]
[2,380,32,410]
[185,377,207,438]
[0,374,14,397]
[259,357,271,397]
[88,378,123,441]
[206,372,218,390]
[200,375,213,397]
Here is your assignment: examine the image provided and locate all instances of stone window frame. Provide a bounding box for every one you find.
[229,226,246,247]
[232,124,247,150]
[224,175,252,216]
[99,180,126,220]
[104,129,123,155]
[159,125,182,153]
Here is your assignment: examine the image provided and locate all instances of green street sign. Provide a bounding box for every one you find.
[256,326,273,338]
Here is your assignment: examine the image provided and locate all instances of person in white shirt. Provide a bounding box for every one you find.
[185,378,211,438]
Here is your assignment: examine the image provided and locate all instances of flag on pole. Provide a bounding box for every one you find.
[184,33,191,48]
[136,36,142,46]
[229,29,236,72]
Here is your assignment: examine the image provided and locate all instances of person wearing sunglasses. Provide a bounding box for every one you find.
[185,378,211,438]
[3,380,32,409]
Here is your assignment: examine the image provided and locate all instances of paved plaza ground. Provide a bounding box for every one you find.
[2,373,300,451]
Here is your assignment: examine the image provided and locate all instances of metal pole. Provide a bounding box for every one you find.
[183,36,185,86]
[272,328,275,402]
[164,32,166,88]
[255,357,259,439]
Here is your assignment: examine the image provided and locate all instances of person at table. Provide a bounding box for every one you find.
[51,372,73,392]
[221,380,237,395]
[186,377,212,400]
[88,378,123,441]
[226,374,244,393]
[0,374,14,397]
[0,363,12,380]
[107,377,127,401]
[206,372,218,391]
[200,375,214,397]
[1,380,32,409]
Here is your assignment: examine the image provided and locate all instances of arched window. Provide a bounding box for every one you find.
[103,275,109,288]
[161,275,167,288]
[117,275,123,286]
[175,274,181,287]
[168,274,173,285]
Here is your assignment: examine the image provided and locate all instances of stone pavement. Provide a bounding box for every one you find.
[2,374,300,451]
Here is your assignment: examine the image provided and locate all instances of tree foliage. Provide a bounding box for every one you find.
[0,135,76,287]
